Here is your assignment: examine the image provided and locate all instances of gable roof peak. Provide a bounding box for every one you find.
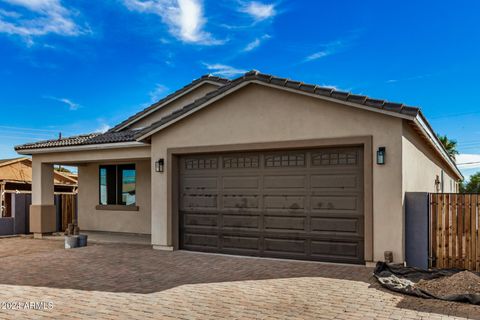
[244,70,260,77]
[108,74,230,132]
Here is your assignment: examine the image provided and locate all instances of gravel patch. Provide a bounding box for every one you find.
[416,271,480,298]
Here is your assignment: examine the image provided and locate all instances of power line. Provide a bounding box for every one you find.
[457,161,480,166]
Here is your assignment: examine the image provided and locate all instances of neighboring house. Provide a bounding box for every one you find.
[0,157,77,218]
[15,71,462,265]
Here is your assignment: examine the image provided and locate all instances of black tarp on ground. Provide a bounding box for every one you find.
[374,262,480,305]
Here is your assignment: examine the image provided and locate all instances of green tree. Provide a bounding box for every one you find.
[55,165,72,173]
[437,134,459,160]
[463,172,480,193]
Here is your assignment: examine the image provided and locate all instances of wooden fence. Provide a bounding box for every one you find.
[430,193,480,271]
[0,193,76,235]
[60,193,76,232]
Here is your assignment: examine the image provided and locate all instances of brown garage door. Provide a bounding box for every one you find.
[179,147,364,264]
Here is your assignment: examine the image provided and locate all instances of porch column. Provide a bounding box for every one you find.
[151,152,173,250]
[30,160,56,238]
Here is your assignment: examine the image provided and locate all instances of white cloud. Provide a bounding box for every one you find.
[305,51,329,61]
[44,96,80,110]
[304,38,352,62]
[320,84,339,91]
[243,34,270,51]
[203,63,247,78]
[96,123,111,133]
[240,1,276,21]
[123,0,224,45]
[149,84,169,101]
[0,0,89,42]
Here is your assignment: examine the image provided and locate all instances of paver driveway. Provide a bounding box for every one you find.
[0,237,479,319]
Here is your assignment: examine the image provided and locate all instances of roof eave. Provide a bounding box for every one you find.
[413,113,463,180]
[16,141,150,155]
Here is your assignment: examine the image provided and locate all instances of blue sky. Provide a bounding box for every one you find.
[1,0,479,179]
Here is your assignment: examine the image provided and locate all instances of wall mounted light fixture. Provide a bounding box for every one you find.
[155,159,164,173]
[377,147,386,165]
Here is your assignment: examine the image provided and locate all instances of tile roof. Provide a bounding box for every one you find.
[135,70,420,139]
[15,70,421,152]
[14,130,139,151]
[108,74,230,132]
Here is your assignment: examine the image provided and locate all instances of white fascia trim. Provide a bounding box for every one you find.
[414,115,463,180]
[114,80,224,132]
[136,80,416,141]
[16,141,150,155]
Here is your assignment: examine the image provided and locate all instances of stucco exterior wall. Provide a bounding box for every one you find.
[150,83,405,262]
[78,159,151,234]
[130,83,221,130]
[402,122,458,194]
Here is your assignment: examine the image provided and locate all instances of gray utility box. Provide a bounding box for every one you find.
[405,192,429,269]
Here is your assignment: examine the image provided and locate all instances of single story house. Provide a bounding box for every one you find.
[15,71,462,265]
[0,157,77,217]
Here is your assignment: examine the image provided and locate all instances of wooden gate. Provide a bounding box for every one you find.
[60,194,76,232]
[430,193,480,271]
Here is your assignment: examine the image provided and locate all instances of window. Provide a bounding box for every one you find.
[99,164,136,205]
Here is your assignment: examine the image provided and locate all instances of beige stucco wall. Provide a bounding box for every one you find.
[150,83,405,262]
[78,159,151,234]
[402,122,458,194]
[130,83,221,130]
[26,82,462,264]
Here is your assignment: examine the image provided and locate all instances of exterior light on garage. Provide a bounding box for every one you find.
[377,147,386,165]
[155,159,164,173]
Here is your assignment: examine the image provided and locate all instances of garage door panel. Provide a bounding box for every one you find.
[311,217,362,235]
[222,154,260,169]
[263,210,307,217]
[264,238,306,254]
[183,213,218,227]
[222,195,259,209]
[179,146,364,264]
[311,240,363,260]
[222,235,260,250]
[182,157,219,171]
[311,196,358,211]
[264,195,305,210]
[311,174,360,190]
[222,176,260,189]
[311,150,359,167]
[264,175,307,189]
[264,216,305,231]
[223,215,260,229]
[181,195,218,209]
[181,176,218,190]
[183,233,219,248]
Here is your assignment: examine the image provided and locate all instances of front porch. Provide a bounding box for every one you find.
[27,145,153,240]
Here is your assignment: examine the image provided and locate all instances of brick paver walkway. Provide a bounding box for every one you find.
[0,237,478,319]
